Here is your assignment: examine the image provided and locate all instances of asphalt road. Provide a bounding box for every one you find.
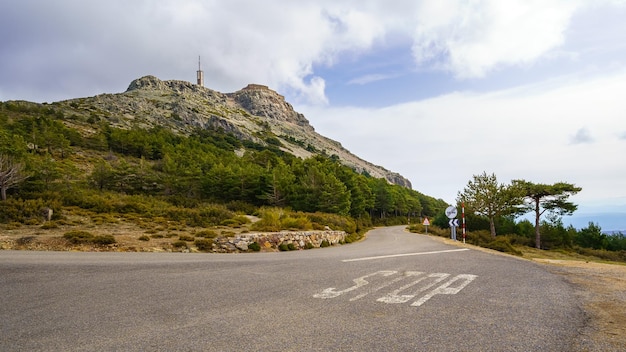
[0,226,585,351]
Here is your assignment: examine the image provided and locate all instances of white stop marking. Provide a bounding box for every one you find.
[313,270,477,307]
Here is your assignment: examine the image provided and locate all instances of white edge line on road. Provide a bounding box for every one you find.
[342,248,470,262]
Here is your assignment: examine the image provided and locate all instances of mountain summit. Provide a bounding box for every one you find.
[72,76,411,188]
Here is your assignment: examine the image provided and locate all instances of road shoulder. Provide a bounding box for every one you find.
[419,232,626,351]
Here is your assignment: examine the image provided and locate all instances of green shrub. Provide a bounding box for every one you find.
[152,217,168,225]
[465,230,494,246]
[151,234,164,239]
[221,215,251,227]
[24,218,40,226]
[344,232,363,244]
[60,189,115,213]
[138,235,150,241]
[278,242,290,251]
[0,198,60,223]
[62,231,116,245]
[91,213,118,225]
[304,242,314,250]
[311,223,325,231]
[503,234,533,247]
[194,239,213,251]
[484,237,522,256]
[233,215,251,224]
[172,240,187,248]
[195,230,219,238]
[320,239,330,248]
[281,216,312,230]
[287,243,297,251]
[220,219,241,227]
[425,225,451,238]
[179,234,195,242]
[251,207,282,232]
[355,214,373,233]
[248,242,261,252]
[92,235,116,245]
[54,219,71,226]
[408,223,436,234]
[574,247,626,262]
[6,222,22,230]
[224,201,256,214]
[407,224,420,233]
[41,221,58,229]
[194,204,235,227]
[307,212,356,234]
[63,230,94,244]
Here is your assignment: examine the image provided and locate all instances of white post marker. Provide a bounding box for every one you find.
[462,202,466,244]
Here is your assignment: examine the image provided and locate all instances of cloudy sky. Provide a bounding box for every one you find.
[2,1,626,226]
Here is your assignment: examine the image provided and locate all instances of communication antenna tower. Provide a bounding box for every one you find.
[197,56,204,87]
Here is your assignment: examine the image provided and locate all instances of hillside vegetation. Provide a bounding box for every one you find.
[0,90,446,251]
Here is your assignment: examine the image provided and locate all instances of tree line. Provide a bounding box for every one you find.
[455,171,625,253]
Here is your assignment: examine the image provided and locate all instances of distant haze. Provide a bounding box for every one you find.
[565,212,626,233]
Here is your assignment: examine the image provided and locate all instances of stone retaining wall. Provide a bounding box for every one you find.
[213,230,346,252]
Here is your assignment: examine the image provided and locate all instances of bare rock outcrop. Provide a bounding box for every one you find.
[63,76,412,188]
[229,84,310,127]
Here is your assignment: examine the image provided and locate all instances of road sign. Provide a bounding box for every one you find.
[422,217,430,226]
[449,218,459,240]
[445,206,458,219]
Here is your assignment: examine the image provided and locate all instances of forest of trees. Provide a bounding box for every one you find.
[450,172,626,258]
[0,101,448,231]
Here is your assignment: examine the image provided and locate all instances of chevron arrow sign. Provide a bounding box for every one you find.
[449,219,459,227]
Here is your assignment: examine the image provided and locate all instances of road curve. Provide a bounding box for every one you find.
[0,226,584,351]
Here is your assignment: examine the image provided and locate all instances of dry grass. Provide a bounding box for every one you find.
[0,212,253,252]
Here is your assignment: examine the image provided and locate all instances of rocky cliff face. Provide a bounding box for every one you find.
[229,84,310,127]
[60,76,412,188]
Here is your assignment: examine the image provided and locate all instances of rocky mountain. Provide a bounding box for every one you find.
[58,76,412,188]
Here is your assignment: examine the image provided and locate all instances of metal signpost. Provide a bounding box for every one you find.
[445,205,458,240]
[422,217,430,234]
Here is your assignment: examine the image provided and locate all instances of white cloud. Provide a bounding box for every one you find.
[347,73,397,85]
[412,0,581,78]
[4,0,626,106]
[299,69,626,204]
[570,128,594,144]
[2,0,387,104]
